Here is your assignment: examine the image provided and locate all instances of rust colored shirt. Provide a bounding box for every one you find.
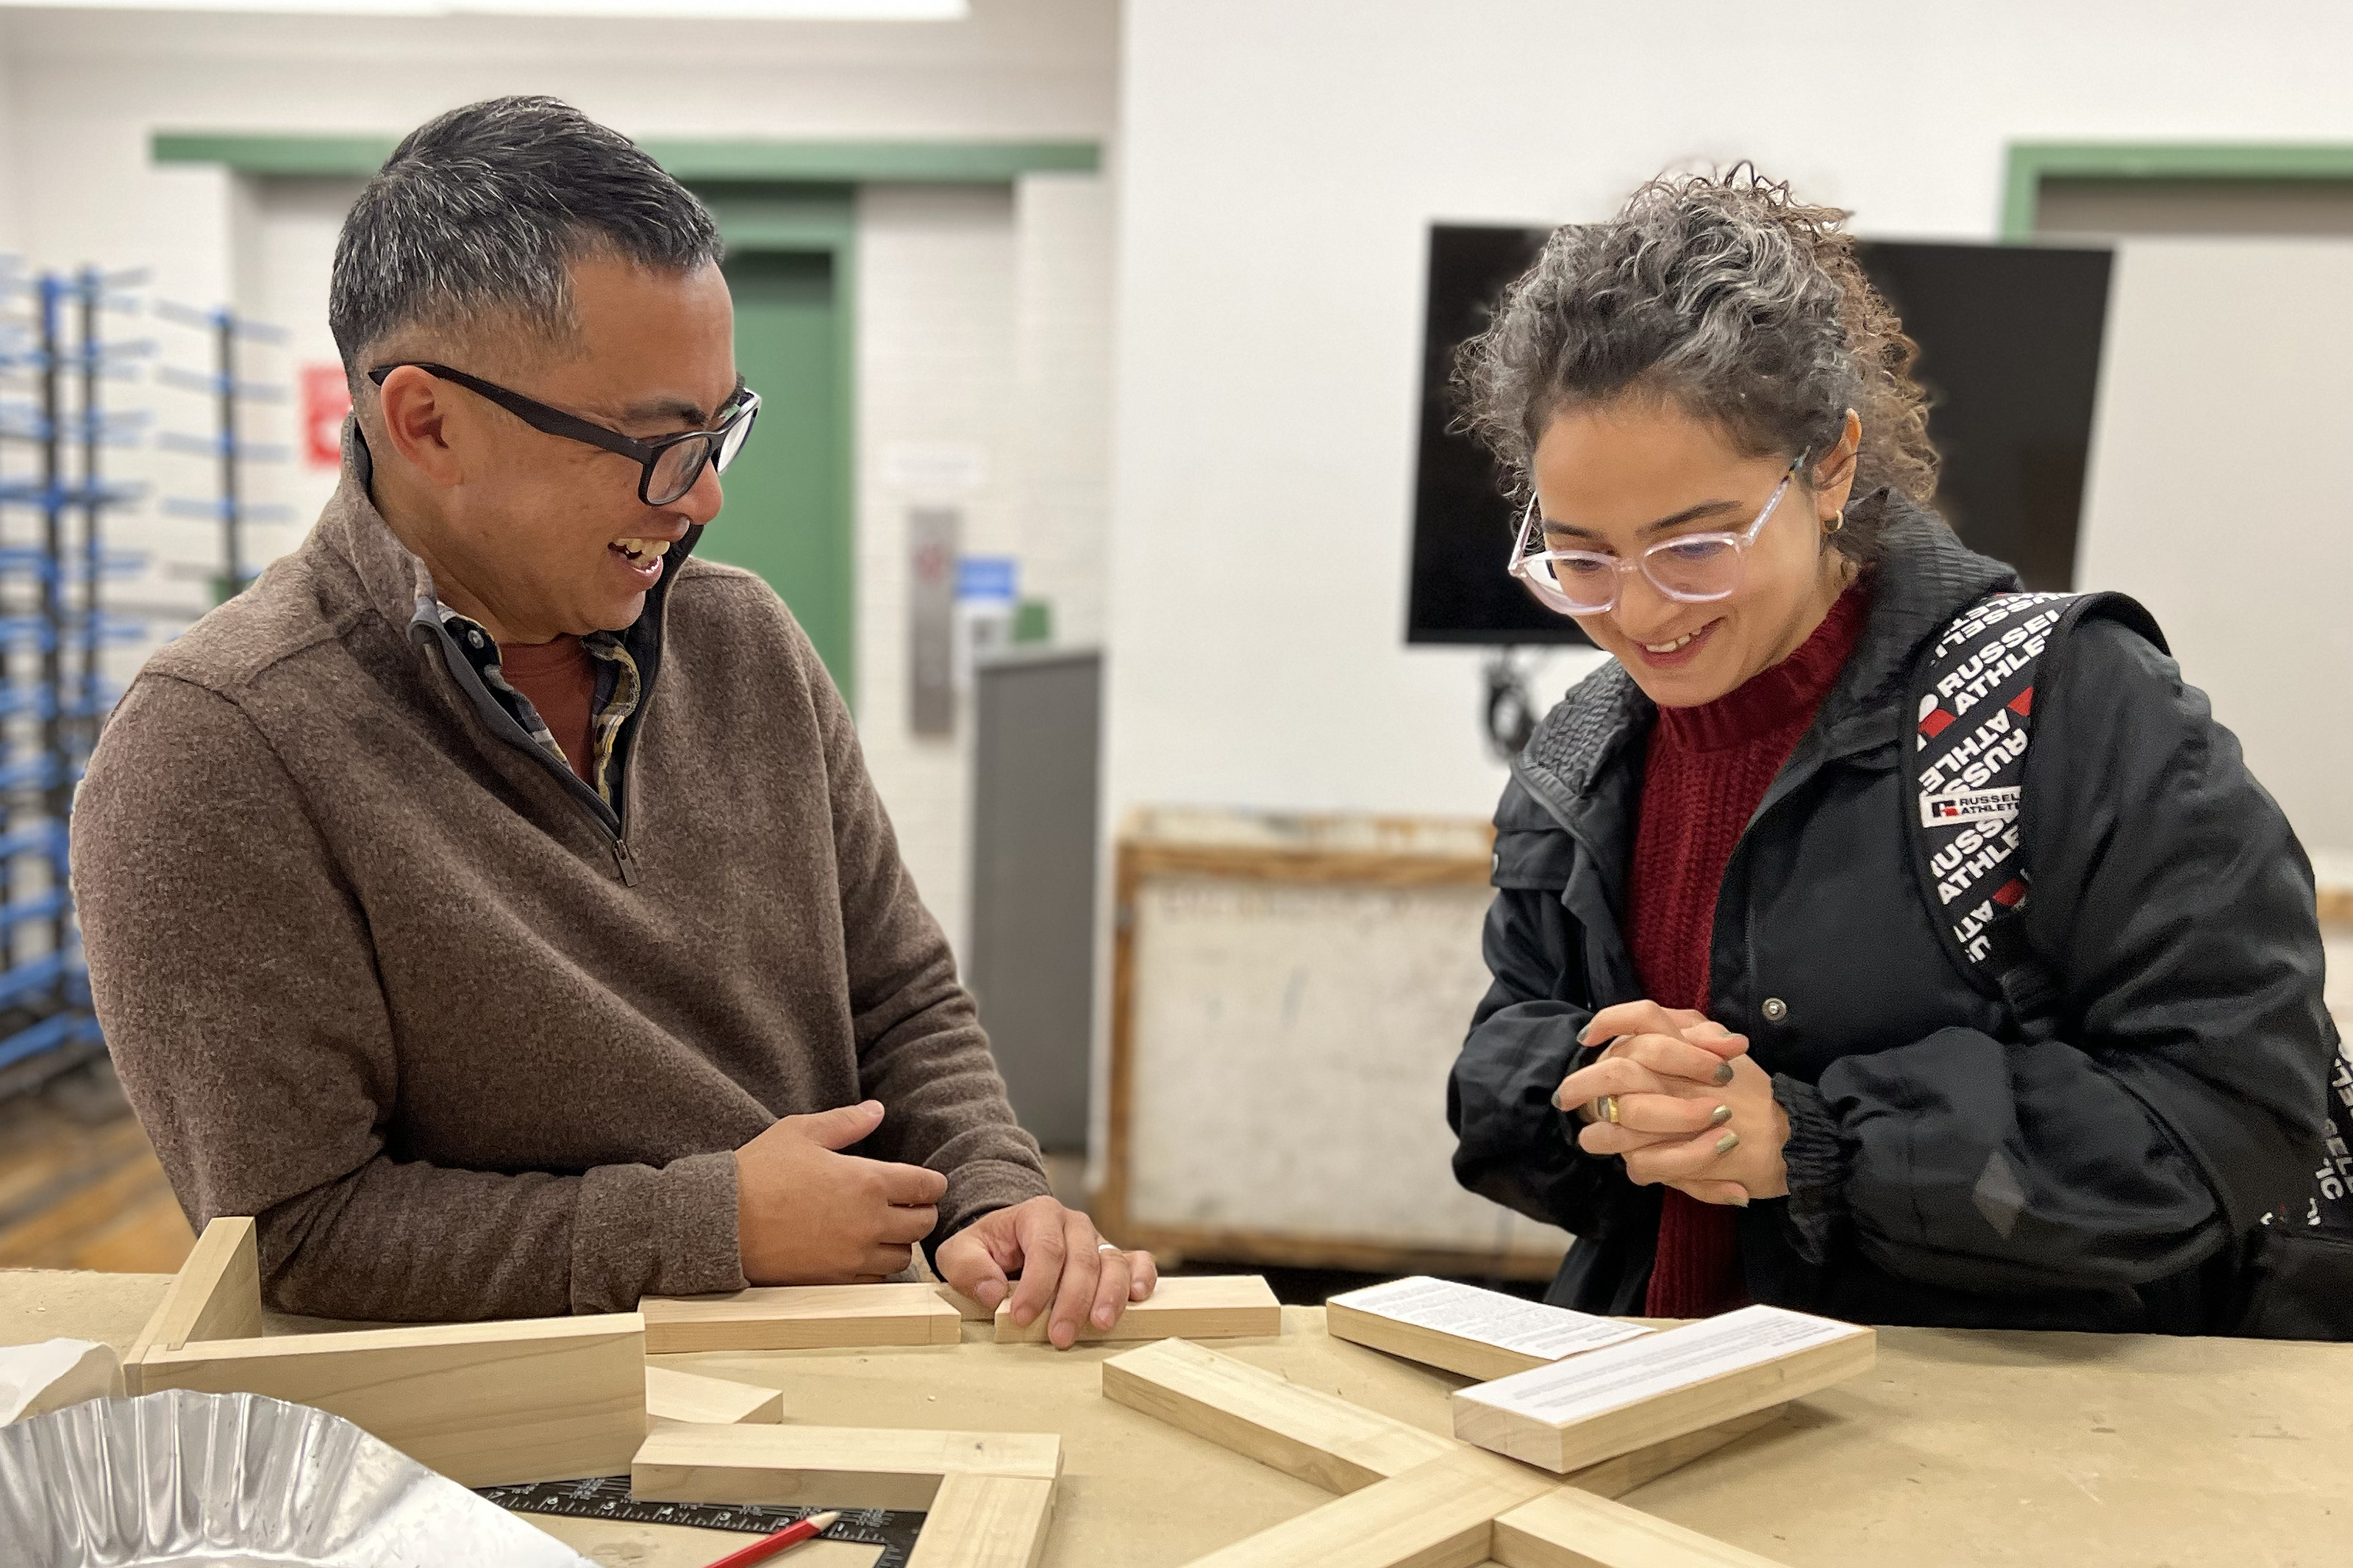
[496,634,599,787]
[1629,584,1868,1318]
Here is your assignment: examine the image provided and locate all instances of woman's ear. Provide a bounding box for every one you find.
[1810,408,1863,516]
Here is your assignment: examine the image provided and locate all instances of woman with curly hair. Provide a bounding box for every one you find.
[1446,168,2340,1333]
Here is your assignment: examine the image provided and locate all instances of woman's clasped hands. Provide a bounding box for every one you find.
[1553,1000,1790,1207]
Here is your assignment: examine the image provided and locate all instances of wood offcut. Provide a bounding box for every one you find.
[638,1281,963,1355]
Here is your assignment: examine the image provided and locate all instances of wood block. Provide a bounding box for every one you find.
[1493,1484,1796,1567]
[0,1338,124,1423]
[121,1215,262,1395]
[1101,1337,1457,1494]
[905,1472,1057,1568]
[639,1282,962,1355]
[935,1284,997,1322]
[1452,1306,1874,1475]
[632,1421,1063,1512]
[1326,1278,1649,1383]
[137,1312,646,1487]
[1562,1406,1788,1502]
[1174,1449,1555,1568]
[994,1274,1279,1345]
[644,1364,783,1425]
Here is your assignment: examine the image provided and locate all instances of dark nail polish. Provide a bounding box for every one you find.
[1713,1062,1735,1086]
[1710,1105,1732,1125]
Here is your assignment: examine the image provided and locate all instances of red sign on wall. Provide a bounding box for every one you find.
[300,363,352,468]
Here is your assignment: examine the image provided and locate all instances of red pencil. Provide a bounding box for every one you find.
[697,1511,842,1568]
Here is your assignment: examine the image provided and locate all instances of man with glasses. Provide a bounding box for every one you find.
[73,97,1154,1345]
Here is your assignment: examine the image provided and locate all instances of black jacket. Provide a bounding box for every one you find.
[1449,497,2335,1333]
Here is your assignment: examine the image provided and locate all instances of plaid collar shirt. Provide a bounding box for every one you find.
[437,604,643,803]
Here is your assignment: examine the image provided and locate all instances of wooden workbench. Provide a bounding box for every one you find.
[4,1268,2346,1567]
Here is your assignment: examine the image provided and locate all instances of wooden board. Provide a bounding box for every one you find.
[1493,1485,1796,1568]
[1326,1278,1649,1383]
[1103,1338,1787,1505]
[995,1275,1280,1345]
[1096,810,1571,1280]
[137,1312,647,1487]
[632,1422,1064,1512]
[644,1364,783,1425]
[1452,1307,1876,1475]
[121,1214,262,1395]
[905,1472,1058,1568]
[1173,1448,1555,1568]
[639,1282,963,1355]
[1101,1336,1457,1494]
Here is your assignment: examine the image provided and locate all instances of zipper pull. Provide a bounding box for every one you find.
[612,837,640,887]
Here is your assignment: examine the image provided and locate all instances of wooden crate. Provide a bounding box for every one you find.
[1095,808,1570,1280]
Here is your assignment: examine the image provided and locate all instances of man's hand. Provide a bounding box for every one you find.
[735,1101,949,1284]
[935,1195,1159,1350]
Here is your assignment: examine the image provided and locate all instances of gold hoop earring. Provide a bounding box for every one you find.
[1822,514,1843,535]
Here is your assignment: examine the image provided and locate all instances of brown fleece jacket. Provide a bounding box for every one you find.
[71,464,1048,1321]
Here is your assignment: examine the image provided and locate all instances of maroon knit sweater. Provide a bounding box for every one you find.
[1630,584,1868,1318]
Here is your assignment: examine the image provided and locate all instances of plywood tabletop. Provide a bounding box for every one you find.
[4,1272,2349,1568]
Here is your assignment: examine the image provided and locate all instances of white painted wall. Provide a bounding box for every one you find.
[1104,0,2353,863]
[2078,239,2353,865]
[0,0,1121,953]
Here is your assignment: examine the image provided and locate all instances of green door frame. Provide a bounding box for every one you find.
[163,132,1102,713]
[694,184,860,705]
[2002,142,2353,238]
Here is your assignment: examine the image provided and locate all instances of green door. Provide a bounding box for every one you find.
[705,248,853,700]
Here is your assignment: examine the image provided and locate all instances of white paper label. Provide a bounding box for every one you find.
[1331,1276,1651,1360]
[1458,1304,1866,1422]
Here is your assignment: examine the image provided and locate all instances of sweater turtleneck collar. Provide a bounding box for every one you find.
[1654,581,1872,754]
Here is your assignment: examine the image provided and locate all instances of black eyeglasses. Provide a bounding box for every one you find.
[367,361,760,506]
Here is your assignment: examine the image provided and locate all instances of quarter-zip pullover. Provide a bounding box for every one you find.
[72,455,1050,1322]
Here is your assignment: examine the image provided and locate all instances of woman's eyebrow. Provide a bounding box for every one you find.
[1542,498,1743,539]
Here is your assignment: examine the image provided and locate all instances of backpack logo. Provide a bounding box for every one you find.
[1919,786,2021,826]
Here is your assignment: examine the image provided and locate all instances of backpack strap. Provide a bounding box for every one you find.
[1906,591,2074,1012]
[1904,590,2162,1017]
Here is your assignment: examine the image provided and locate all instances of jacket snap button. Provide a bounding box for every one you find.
[1762,997,1788,1023]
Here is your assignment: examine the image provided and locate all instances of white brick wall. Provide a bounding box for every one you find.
[851,172,1115,958]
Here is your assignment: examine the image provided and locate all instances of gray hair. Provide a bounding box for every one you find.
[1454,167,1938,563]
[328,96,722,381]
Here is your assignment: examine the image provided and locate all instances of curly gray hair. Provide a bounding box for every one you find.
[1453,167,1938,563]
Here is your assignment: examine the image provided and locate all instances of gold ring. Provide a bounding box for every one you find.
[1597,1095,1620,1125]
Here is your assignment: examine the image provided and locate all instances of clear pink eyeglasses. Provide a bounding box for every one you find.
[1506,451,1807,617]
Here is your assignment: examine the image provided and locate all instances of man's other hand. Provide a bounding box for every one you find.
[935,1195,1159,1350]
[735,1101,949,1284]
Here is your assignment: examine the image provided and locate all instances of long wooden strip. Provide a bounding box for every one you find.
[631,1422,1063,1511]
[1174,1450,1554,1568]
[1453,1307,1874,1475]
[644,1364,783,1425]
[1493,1485,1796,1567]
[995,1275,1280,1345]
[1101,1337,1457,1494]
[137,1313,646,1487]
[639,1282,962,1354]
[904,1472,1058,1568]
[122,1215,263,1395]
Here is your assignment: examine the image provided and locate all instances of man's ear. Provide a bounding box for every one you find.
[374,365,465,488]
